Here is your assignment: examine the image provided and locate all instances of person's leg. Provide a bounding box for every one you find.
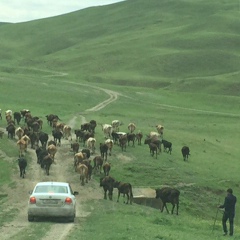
[222,213,228,235]
[229,215,234,236]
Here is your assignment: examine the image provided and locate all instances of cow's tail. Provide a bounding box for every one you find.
[129,184,134,204]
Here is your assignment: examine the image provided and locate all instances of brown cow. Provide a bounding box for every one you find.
[74,152,87,170]
[100,176,116,200]
[113,181,133,204]
[47,144,57,162]
[71,142,80,154]
[17,139,27,157]
[63,125,72,140]
[93,155,104,174]
[75,163,88,186]
[155,187,180,215]
[103,162,111,176]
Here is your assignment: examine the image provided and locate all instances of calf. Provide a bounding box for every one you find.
[181,146,190,161]
[100,176,116,200]
[103,162,111,176]
[155,187,180,215]
[135,131,143,145]
[18,157,27,178]
[76,163,88,186]
[93,155,104,174]
[113,181,133,204]
[100,143,108,161]
[162,139,172,154]
[119,134,127,152]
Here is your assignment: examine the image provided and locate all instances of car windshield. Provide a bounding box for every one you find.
[34,185,68,194]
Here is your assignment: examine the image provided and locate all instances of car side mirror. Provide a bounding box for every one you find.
[73,191,79,195]
[28,190,33,194]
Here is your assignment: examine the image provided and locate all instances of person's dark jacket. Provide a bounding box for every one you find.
[219,194,237,216]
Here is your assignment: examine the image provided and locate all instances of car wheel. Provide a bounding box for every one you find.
[28,215,34,222]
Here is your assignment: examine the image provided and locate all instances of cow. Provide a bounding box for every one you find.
[20,109,30,118]
[18,157,27,178]
[82,131,94,147]
[71,142,80,154]
[74,129,84,142]
[113,181,133,204]
[87,137,96,154]
[17,139,27,157]
[147,142,158,159]
[144,137,161,154]
[5,110,13,116]
[82,159,92,180]
[93,155,104,174]
[105,138,114,156]
[155,187,180,215]
[128,123,136,133]
[74,152,87,170]
[42,154,53,175]
[127,133,136,147]
[38,131,49,148]
[52,129,63,146]
[162,139,172,154]
[75,163,88,186]
[119,134,127,152]
[103,162,111,176]
[112,120,122,132]
[21,135,31,151]
[6,123,15,139]
[46,114,61,127]
[100,176,116,200]
[89,120,97,133]
[47,144,57,162]
[102,124,112,139]
[15,127,24,140]
[81,148,91,159]
[48,140,57,146]
[111,131,126,145]
[13,112,22,125]
[135,131,143,145]
[36,147,48,166]
[100,143,108,161]
[28,131,39,149]
[0,130,3,138]
[63,125,72,140]
[156,125,164,139]
[181,146,190,161]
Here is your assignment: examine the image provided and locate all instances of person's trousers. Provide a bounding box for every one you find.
[222,212,234,235]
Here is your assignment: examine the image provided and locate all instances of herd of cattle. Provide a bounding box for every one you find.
[0,108,190,215]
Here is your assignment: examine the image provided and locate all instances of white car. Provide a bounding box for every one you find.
[27,181,78,222]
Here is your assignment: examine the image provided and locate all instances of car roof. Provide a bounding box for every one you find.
[35,182,69,187]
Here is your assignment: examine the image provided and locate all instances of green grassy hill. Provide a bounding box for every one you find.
[0,1,240,239]
[0,0,239,95]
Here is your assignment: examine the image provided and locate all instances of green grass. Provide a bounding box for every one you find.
[0,0,240,239]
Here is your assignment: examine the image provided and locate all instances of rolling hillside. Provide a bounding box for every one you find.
[0,0,239,95]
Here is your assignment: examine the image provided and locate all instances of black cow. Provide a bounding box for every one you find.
[6,124,15,139]
[127,133,136,147]
[46,114,61,126]
[155,187,180,215]
[113,181,133,204]
[100,176,116,200]
[36,147,48,166]
[144,137,161,154]
[52,130,63,146]
[39,131,49,148]
[181,146,190,161]
[100,143,108,161]
[13,112,22,125]
[162,139,172,154]
[18,157,27,178]
[81,148,91,159]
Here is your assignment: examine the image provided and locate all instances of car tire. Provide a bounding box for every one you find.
[28,215,34,222]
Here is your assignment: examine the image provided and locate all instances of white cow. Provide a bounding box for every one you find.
[111,120,122,132]
[87,137,96,154]
[105,138,114,156]
[102,124,113,139]
[5,110,13,116]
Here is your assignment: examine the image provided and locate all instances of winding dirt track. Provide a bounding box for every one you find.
[0,75,123,240]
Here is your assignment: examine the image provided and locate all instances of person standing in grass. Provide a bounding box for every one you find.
[218,188,237,236]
